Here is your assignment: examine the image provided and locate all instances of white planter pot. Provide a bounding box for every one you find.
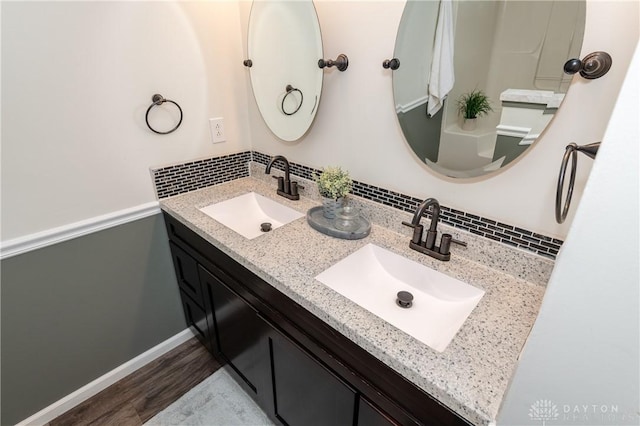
[461,118,477,131]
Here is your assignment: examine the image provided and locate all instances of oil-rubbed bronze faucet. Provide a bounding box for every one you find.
[265,155,300,200]
[402,198,466,261]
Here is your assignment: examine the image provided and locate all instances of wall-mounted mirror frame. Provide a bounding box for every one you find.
[247,0,323,142]
[393,0,586,178]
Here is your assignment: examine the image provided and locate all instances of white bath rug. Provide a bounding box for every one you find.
[145,368,275,426]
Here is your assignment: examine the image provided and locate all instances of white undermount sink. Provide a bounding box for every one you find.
[199,192,304,239]
[315,244,485,352]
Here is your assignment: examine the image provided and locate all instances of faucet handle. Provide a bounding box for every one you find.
[440,234,452,255]
[451,237,467,248]
[402,221,423,245]
[272,175,284,192]
[440,234,467,256]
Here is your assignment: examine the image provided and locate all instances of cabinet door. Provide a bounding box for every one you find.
[358,397,400,426]
[199,266,268,395]
[270,329,356,426]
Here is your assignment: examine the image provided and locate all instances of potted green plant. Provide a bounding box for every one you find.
[313,166,353,219]
[456,89,493,131]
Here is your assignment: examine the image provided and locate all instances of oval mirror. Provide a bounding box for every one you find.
[247,0,323,142]
[393,0,586,178]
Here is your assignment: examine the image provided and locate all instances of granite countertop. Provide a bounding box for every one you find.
[160,174,549,425]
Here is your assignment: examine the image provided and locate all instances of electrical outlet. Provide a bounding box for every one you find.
[209,118,225,143]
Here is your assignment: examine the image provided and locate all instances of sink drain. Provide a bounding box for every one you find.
[396,291,413,308]
[260,222,272,232]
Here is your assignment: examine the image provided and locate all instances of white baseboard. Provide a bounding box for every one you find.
[17,328,196,426]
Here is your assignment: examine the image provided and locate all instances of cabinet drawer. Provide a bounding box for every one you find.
[169,241,204,305]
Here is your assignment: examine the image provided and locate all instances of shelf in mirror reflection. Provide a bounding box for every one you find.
[425,157,505,179]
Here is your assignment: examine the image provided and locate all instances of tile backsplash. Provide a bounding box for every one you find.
[152,151,563,259]
[151,151,251,199]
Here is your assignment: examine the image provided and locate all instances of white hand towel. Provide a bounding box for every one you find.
[427,0,455,117]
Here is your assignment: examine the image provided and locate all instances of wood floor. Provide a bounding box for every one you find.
[49,337,221,426]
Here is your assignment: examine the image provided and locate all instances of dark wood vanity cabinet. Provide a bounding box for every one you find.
[169,241,270,402]
[164,212,470,426]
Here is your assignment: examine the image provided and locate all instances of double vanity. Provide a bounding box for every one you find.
[160,0,588,422]
[160,167,549,425]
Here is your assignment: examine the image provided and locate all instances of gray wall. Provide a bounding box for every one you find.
[493,134,529,166]
[397,105,442,163]
[1,214,186,425]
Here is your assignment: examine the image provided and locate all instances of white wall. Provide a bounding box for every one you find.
[2,0,638,243]
[247,0,639,239]
[497,42,639,426]
[1,1,251,240]
[392,0,439,109]
[442,0,496,131]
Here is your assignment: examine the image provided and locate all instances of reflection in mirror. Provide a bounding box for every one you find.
[393,0,585,178]
[247,0,323,142]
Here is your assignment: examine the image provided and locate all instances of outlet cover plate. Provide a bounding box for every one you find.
[209,118,225,143]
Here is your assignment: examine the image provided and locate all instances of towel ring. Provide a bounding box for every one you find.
[282,85,303,116]
[145,94,183,135]
[555,142,600,223]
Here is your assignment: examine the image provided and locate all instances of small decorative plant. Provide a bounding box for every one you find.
[313,166,353,200]
[456,89,493,119]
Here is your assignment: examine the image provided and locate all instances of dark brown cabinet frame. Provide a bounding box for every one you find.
[164,212,470,426]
